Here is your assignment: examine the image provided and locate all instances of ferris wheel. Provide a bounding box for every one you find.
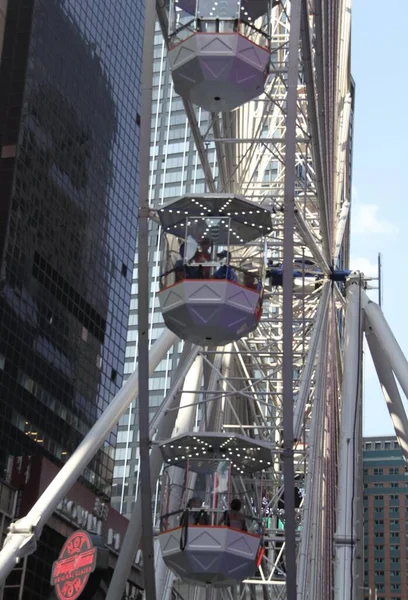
[1,2,408,600]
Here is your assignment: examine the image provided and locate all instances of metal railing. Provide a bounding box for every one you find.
[159,262,263,291]
[159,507,263,535]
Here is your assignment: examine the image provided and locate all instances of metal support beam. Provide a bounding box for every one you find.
[334,276,363,600]
[208,137,311,144]
[293,207,331,274]
[213,114,229,192]
[333,96,351,252]
[0,329,177,584]
[293,281,331,440]
[222,112,237,193]
[300,1,330,261]
[155,0,216,193]
[296,304,328,598]
[363,294,408,404]
[155,355,204,600]
[137,0,158,596]
[333,200,350,267]
[105,344,200,600]
[282,1,302,597]
[365,311,408,465]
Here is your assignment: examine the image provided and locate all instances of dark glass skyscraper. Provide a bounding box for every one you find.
[0,0,143,494]
[0,1,144,597]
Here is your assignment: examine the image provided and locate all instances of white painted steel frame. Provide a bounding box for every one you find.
[364,300,408,466]
[137,0,158,596]
[334,276,363,600]
[155,355,204,600]
[281,2,302,597]
[296,298,329,598]
[105,343,201,600]
[155,0,354,590]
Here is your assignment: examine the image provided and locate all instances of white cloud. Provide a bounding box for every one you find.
[350,256,378,277]
[351,203,397,235]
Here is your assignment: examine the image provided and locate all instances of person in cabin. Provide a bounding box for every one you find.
[174,240,186,281]
[181,497,209,526]
[193,237,211,262]
[221,498,247,531]
[214,250,237,282]
[190,237,212,278]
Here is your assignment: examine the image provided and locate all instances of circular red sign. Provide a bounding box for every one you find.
[51,531,97,600]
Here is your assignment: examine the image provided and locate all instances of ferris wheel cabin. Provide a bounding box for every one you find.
[157,432,271,587]
[157,194,272,346]
[167,0,272,112]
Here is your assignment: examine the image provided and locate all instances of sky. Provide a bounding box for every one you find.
[350,1,408,436]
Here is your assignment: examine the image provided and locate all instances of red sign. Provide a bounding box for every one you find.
[51,531,97,600]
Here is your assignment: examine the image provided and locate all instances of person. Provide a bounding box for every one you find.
[190,237,212,279]
[214,251,237,282]
[180,497,208,526]
[221,498,247,531]
[174,241,186,282]
[193,237,211,264]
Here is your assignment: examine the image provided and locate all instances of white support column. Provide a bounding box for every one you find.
[137,0,159,595]
[334,275,363,600]
[332,200,350,266]
[214,345,233,432]
[105,343,200,600]
[293,207,330,274]
[332,94,351,245]
[296,305,328,599]
[155,355,204,600]
[363,293,408,406]
[282,2,302,597]
[293,281,331,441]
[0,329,178,585]
[203,353,224,433]
[365,328,408,466]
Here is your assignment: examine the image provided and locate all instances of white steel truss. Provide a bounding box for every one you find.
[146,0,354,598]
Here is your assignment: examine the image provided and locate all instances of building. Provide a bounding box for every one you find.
[0,0,144,597]
[363,436,408,600]
[110,25,215,518]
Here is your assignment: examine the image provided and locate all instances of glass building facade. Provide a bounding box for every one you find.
[0,0,144,497]
[0,0,145,596]
[363,436,408,600]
